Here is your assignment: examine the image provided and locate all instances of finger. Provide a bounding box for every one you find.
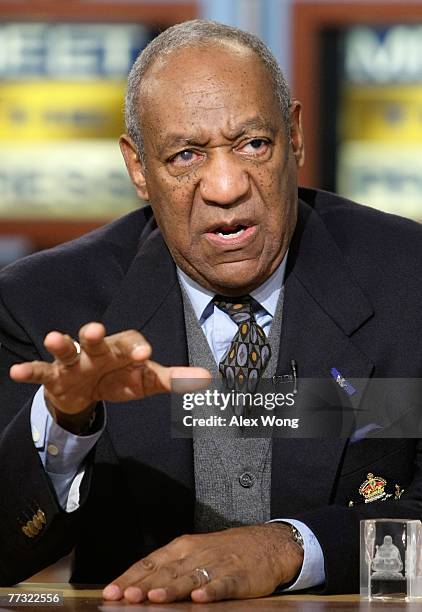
[124,556,200,603]
[191,574,247,603]
[146,567,211,603]
[43,331,80,366]
[144,362,211,394]
[115,331,152,362]
[78,322,107,356]
[79,321,106,343]
[10,361,55,385]
[98,329,152,363]
[170,366,212,393]
[103,549,173,601]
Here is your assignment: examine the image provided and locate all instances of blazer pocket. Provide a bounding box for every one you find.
[335,439,415,507]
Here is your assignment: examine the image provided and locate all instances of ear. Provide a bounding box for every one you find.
[289,101,305,168]
[119,134,149,201]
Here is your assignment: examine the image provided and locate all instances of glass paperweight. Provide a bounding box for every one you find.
[361,519,422,601]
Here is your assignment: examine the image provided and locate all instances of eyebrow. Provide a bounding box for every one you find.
[225,117,276,140]
[157,117,276,156]
[158,136,209,157]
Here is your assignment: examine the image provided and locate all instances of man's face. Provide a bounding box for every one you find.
[121,43,304,295]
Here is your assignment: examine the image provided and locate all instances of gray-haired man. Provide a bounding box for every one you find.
[1,20,422,603]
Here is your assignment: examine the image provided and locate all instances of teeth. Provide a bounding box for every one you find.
[217,228,245,238]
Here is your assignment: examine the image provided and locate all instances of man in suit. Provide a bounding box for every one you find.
[1,19,422,604]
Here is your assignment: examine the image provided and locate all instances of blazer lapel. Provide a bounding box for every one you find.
[271,199,375,517]
[101,228,195,536]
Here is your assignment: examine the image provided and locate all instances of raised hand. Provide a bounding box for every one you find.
[10,322,210,432]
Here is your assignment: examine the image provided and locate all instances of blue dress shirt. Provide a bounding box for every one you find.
[30,256,324,589]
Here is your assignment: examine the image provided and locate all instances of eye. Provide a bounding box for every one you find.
[169,149,200,167]
[250,138,266,149]
[240,138,270,155]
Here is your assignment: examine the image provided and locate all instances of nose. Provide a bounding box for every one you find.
[199,151,250,206]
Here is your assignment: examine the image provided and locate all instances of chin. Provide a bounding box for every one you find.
[209,270,263,295]
[215,257,266,283]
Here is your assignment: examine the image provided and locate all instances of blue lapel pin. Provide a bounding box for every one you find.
[330,367,356,396]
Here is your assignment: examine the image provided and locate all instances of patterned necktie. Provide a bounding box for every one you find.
[213,295,271,393]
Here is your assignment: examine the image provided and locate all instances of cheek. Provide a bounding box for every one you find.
[255,165,297,245]
[252,149,290,198]
[147,177,200,250]
[256,174,290,224]
[150,163,203,199]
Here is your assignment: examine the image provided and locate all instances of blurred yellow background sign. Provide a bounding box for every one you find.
[0,81,126,140]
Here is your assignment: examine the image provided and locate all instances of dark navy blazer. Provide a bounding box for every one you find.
[1,188,421,592]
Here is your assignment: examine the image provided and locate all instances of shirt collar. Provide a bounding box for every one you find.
[177,252,287,323]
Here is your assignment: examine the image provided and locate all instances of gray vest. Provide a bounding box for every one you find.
[180,285,284,532]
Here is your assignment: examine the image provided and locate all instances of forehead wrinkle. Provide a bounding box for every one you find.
[183,84,226,96]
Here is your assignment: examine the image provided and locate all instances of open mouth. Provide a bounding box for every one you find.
[204,222,257,247]
[214,224,248,239]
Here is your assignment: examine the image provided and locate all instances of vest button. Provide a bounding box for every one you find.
[239,472,255,488]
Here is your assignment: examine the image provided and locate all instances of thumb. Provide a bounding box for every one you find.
[145,361,211,394]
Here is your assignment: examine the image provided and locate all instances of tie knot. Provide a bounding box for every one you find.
[213,295,254,323]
